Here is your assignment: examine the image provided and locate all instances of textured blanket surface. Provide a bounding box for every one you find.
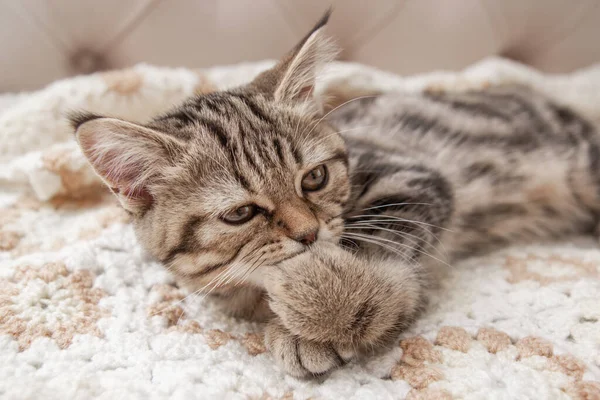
[1,59,600,400]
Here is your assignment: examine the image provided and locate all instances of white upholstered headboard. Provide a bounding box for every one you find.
[2,0,600,92]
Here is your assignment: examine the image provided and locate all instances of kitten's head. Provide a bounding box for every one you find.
[71,11,349,290]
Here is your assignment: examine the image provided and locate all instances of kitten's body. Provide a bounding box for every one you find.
[336,86,599,263]
[71,12,600,378]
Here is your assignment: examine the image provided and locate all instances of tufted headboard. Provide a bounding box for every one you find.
[2,0,600,92]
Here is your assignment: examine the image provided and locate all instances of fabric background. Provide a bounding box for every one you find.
[3,0,600,91]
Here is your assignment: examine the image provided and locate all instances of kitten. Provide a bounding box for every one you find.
[70,11,600,378]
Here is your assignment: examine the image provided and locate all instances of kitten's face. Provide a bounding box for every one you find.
[136,93,349,289]
[72,11,341,291]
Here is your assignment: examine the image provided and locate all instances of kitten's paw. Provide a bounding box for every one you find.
[264,318,354,378]
[264,243,424,359]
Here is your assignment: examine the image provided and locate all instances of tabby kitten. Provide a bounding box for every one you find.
[71,11,600,378]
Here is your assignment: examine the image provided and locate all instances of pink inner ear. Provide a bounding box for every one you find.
[103,156,154,207]
[95,148,141,183]
[111,185,154,204]
[297,85,314,100]
[85,143,154,207]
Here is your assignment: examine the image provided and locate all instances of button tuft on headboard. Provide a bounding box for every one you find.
[69,50,108,75]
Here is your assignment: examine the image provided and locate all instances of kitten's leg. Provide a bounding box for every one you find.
[263,243,424,377]
[263,158,453,377]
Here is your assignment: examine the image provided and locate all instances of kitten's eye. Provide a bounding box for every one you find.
[301,165,328,192]
[223,205,256,224]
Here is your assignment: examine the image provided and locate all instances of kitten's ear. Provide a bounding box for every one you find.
[70,113,183,213]
[250,9,338,105]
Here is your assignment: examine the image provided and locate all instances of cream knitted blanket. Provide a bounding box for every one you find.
[1,59,599,400]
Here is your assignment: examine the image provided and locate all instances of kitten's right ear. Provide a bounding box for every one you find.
[249,8,338,108]
[69,112,183,213]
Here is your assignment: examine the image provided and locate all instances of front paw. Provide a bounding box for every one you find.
[264,243,423,359]
[264,318,354,378]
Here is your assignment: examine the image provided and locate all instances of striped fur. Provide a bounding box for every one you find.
[334,85,600,264]
[72,11,600,378]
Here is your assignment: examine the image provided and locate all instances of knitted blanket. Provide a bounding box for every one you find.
[1,59,599,400]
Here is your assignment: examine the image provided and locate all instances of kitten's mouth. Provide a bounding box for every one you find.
[277,249,308,264]
[275,235,336,266]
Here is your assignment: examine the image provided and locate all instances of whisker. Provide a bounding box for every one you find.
[233,250,265,287]
[189,264,246,314]
[299,96,378,141]
[304,124,376,149]
[341,233,417,267]
[360,202,433,212]
[347,214,454,233]
[174,262,244,324]
[205,247,262,294]
[344,224,447,260]
[164,246,263,321]
[150,260,236,319]
[346,219,454,258]
[344,225,421,248]
[346,221,449,259]
[214,263,244,289]
[342,232,453,269]
[205,243,271,294]
[339,240,360,254]
[342,232,417,263]
[238,257,266,287]
[346,215,451,256]
[148,287,200,318]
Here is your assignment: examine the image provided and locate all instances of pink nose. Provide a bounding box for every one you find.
[296,230,318,246]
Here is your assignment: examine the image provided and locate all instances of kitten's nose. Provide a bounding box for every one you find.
[295,229,318,246]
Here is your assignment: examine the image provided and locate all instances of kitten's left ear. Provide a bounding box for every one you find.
[250,8,338,105]
[69,113,184,213]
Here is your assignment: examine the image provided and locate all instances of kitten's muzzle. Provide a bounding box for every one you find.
[295,229,318,246]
